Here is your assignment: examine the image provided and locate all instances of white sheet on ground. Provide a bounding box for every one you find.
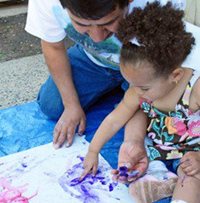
[0,136,135,203]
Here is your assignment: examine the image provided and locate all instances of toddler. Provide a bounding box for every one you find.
[82,2,200,203]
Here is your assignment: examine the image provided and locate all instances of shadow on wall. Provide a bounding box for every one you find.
[185,0,200,27]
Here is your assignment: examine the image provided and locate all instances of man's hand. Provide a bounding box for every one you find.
[80,151,99,180]
[53,104,86,148]
[112,141,148,183]
[180,151,200,176]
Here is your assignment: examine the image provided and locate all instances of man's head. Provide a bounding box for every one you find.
[59,0,131,42]
[59,0,129,20]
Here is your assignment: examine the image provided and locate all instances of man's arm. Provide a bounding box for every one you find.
[41,40,86,148]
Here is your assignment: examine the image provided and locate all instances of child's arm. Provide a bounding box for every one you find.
[81,87,140,178]
[112,111,149,182]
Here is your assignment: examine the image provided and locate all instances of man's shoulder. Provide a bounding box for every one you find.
[26,0,68,42]
[29,0,62,10]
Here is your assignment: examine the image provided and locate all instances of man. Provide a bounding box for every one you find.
[25,0,186,178]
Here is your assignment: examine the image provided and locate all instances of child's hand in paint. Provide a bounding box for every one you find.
[180,151,200,176]
[80,151,99,180]
[111,166,140,184]
[111,141,148,183]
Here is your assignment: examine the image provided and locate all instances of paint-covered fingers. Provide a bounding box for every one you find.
[127,170,140,182]
[111,169,131,183]
[116,165,130,183]
[111,166,140,184]
[111,169,119,182]
[80,152,99,180]
[112,154,148,184]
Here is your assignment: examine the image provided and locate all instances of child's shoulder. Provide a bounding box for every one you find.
[190,74,200,110]
[123,86,140,104]
[192,76,200,96]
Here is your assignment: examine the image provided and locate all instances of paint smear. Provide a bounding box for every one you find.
[59,156,119,203]
[0,177,37,203]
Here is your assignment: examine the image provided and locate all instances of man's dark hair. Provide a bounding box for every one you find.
[59,0,129,20]
[117,1,195,77]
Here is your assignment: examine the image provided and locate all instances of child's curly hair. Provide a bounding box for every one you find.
[117,1,195,77]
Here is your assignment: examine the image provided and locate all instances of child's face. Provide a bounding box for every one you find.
[121,62,174,101]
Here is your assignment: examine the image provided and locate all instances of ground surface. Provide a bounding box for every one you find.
[0,13,41,62]
[0,5,73,109]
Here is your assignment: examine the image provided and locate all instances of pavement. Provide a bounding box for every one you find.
[0,54,48,109]
[0,3,48,109]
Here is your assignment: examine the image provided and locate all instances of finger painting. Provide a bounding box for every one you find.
[0,137,134,203]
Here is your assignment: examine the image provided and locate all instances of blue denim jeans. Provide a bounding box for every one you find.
[37,44,125,120]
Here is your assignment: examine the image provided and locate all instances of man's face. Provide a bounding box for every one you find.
[67,6,128,43]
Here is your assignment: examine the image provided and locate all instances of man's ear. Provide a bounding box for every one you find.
[169,68,184,84]
[129,0,133,3]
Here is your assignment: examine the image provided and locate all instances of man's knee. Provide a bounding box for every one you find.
[37,77,64,120]
[37,93,63,120]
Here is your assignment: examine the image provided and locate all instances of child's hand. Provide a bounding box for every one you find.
[180,151,200,176]
[80,151,98,180]
[111,141,148,183]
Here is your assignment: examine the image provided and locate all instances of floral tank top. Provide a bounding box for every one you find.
[140,70,200,161]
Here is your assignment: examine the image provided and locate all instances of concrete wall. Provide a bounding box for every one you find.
[185,0,200,26]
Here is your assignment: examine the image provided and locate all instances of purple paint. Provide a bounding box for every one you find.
[59,176,100,203]
[163,175,168,180]
[70,175,90,186]
[80,185,90,195]
[119,166,128,172]
[100,180,106,185]
[21,163,28,168]
[77,155,84,162]
[117,166,139,180]
[109,183,114,191]
[94,176,105,180]
[119,166,128,177]
[69,177,81,186]
[16,168,24,173]
[59,155,119,203]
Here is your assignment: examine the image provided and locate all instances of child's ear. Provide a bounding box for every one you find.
[169,68,184,84]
